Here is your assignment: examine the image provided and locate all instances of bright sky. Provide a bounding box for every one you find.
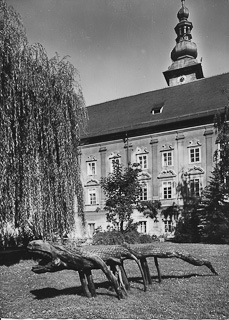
[6,0,229,106]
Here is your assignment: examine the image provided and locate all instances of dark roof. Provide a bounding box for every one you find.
[81,72,229,144]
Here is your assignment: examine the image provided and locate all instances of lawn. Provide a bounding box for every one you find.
[0,243,228,319]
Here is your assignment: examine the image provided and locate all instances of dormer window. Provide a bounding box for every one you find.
[151,107,163,115]
[151,102,164,115]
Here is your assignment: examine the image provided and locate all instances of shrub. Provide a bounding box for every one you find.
[92,229,155,245]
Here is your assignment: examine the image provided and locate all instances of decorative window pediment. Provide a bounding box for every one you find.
[185,166,204,176]
[160,144,174,152]
[139,172,152,181]
[188,139,201,148]
[109,152,121,159]
[157,169,176,179]
[86,155,97,162]
[136,147,149,154]
[85,179,100,187]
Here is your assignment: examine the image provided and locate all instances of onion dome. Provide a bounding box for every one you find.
[177,1,189,21]
[171,41,197,61]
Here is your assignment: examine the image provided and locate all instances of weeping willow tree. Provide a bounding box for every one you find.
[0,1,87,243]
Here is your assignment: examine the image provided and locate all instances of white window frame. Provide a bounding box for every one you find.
[138,221,147,234]
[88,189,97,205]
[189,147,201,163]
[162,151,173,167]
[88,223,95,237]
[164,219,173,233]
[162,181,173,199]
[87,161,96,175]
[137,154,148,170]
[139,183,148,201]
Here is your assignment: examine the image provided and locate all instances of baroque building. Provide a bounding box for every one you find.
[80,0,229,238]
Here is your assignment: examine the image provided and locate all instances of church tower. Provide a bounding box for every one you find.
[163,0,204,86]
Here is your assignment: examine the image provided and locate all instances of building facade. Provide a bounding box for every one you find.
[80,0,229,238]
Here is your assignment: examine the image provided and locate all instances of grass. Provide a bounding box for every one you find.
[0,243,229,319]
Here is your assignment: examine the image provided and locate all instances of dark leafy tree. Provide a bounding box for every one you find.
[100,163,142,232]
[199,106,229,243]
[100,162,160,232]
[173,173,202,243]
[0,1,87,243]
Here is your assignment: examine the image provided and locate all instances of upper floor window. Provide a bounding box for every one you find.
[189,147,200,163]
[162,181,173,199]
[110,157,121,173]
[88,189,97,205]
[137,154,148,170]
[162,151,173,167]
[87,161,96,175]
[190,178,200,197]
[138,221,147,234]
[139,183,148,201]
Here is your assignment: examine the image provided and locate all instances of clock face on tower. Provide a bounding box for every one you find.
[178,75,186,83]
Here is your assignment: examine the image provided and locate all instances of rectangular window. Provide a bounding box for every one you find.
[137,154,148,170]
[162,151,173,166]
[162,181,172,199]
[190,178,200,197]
[88,223,95,237]
[189,147,200,163]
[88,189,97,205]
[138,221,147,234]
[139,184,148,201]
[110,157,121,172]
[164,220,172,233]
[87,161,96,175]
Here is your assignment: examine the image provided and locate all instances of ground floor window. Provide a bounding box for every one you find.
[88,223,95,237]
[164,219,173,233]
[138,221,147,233]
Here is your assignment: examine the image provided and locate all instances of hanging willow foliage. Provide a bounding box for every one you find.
[0,1,88,241]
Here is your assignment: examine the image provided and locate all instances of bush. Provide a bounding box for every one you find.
[92,229,155,245]
[139,233,154,243]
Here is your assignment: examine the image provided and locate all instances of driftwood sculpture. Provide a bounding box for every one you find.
[27,240,146,299]
[27,240,218,299]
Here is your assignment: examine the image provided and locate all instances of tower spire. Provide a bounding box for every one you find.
[163,0,204,86]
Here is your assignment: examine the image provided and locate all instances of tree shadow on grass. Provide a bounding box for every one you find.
[30,281,117,299]
[129,273,216,284]
[30,273,215,300]
[30,286,83,299]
